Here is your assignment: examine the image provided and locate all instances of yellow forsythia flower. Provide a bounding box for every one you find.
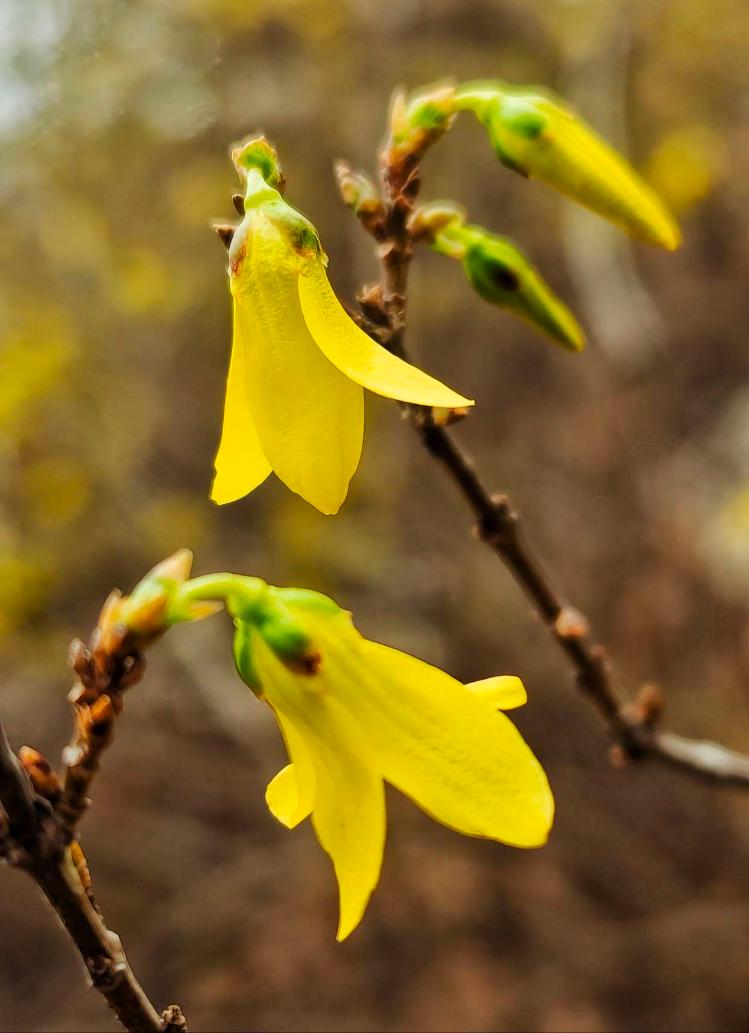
[212,137,473,515]
[224,581,554,941]
[455,81,681,250]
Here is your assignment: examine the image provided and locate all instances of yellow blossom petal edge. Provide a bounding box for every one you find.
[265,764,309,829]
[466,675,527,710]
[304,614,553,848]
[266,707,317,829]
[252,629,385,940]
[237,217,364,515]
[211,304,272,505]
[298,260,474,409]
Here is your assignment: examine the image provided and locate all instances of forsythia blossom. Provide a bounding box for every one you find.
[175,569,554,941]
[212,137,472,516]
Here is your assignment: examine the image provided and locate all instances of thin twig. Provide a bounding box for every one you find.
[0,718,41,848]
[0,586,187,1032]
[338,134,749,788]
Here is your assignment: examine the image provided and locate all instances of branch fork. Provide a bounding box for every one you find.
[333,117,749,788]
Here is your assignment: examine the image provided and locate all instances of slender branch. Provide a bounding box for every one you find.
[341,135,749,788]
[57,590,146,841]
[1,586,187,1032]
[0,718,41,848]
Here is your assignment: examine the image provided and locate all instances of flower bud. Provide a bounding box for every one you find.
[461,230,584,351]
[389,81,457,163]
[119,550,223,641]
[455,80,680,250]
[335,161,382,218]
[422,212,584,351]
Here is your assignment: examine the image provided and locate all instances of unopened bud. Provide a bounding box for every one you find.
[335,161,382,217]
[389,81,457,163]
[455,80,680,250]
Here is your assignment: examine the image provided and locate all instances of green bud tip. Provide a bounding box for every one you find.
[389,81,458,161]
[231,134,285,191]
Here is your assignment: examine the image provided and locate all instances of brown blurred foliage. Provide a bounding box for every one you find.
[2,0,749,1030]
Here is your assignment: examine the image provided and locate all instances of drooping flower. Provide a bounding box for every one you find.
[212,137,473,516]
[174,572,554,941]
[454,80,681,250]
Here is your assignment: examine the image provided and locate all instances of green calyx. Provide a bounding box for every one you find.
[230,586,343,692]
[229,134,322,261]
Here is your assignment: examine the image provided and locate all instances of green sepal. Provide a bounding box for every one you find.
[232,619,262,695]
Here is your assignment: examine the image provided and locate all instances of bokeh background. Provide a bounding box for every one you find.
[3,0,749,1030]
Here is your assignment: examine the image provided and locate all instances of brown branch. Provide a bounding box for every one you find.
[0,717,42,850]
[336,136,749,789]
[0,584,188,1032]
[57,590,146,841]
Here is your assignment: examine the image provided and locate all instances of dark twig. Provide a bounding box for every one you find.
[334,132,749,788]
[0,586,187,1032]
[0,718,41,848]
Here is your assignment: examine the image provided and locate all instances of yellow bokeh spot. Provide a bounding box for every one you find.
[646,126,726,214]
[22,459,91,531]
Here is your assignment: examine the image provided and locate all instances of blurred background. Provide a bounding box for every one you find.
[2,0,749,1030]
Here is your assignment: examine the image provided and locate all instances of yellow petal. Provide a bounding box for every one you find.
[211,302,272,504]
[253,630,385,940]
[266,704,317,828]
[236,216,364,515]
[298,260,474,408]
[266,763,312,829]
[466,675,527,710]
[308,618,553,848]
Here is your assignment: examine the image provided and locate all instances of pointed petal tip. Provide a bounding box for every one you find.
[210,481,246,506]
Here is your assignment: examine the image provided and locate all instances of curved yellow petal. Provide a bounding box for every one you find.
[253,630,385,940]
[265,700,317,828]
[266,764,311,829]
[236,215,364,515]
[307,619,553,848]
[466,675,527,710]
[211,302,272,504]
[298,261,474,408]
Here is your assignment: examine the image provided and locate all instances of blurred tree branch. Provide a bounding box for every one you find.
[331,128,749,789]
[0,590,188,1033]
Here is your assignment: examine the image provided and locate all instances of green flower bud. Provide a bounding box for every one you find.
[389,81,457,163]
[118,549,224,640]
[426,216,583,351]
[455,80,680,250]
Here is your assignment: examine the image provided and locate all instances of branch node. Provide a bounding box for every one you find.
[162,1004,189,1032]
[555,606,591,641]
